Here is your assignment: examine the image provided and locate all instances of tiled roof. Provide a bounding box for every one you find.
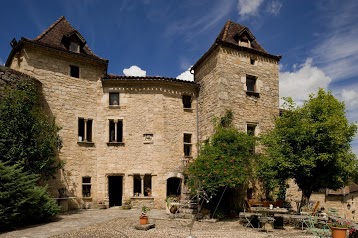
[30,16,107,62]
[326,182,358,196]
[217,20,267,53]
[192,20,281,70]
[102,75,197,85]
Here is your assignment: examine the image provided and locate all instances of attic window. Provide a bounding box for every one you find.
[69,42,80,53]
[239,38,250,48]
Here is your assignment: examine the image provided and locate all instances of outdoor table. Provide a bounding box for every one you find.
[251,207,288,230]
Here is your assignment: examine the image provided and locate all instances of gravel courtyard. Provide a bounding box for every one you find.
[0,208,318,238]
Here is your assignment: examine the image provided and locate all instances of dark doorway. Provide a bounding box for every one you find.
[167,177,181,196]
[108,176,123,207]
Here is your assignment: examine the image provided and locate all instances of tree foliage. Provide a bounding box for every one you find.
[0,161,60,231]
[262,89,357,203]
[0,79,62,179]
[185,111,257,196]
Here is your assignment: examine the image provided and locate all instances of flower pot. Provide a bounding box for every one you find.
[331,227,348,238]
[139,215,148,225]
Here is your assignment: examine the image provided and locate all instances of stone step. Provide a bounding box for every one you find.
[180,208,197,214]
[179,203,198,209]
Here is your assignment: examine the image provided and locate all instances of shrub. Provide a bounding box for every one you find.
[0,162,60,231]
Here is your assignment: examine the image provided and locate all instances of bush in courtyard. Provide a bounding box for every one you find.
[0,162,60,231]
[0,79,62,180]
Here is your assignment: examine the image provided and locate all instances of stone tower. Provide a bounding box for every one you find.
[192,20,281,142]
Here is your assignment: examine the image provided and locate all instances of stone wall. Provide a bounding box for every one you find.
[8,45,197,209]
[195,45,279,141]
[0,65,40,91]
[286,180,358,221]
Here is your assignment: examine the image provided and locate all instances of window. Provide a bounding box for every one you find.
[184,133,192,157]
[247,124,256,136]
[246,76,256,92]
[250,58,256,65]
[240,38,250,47]
[109,120,123,143]
[109,93,119,106]
[133,174,152,197]
[182,95,192,109]
[82,177,91,197]
[78,118,93,142]
[70,65,79,78]
[69,42,80,53]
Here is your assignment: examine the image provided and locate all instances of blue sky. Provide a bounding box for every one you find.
[1,0,357,155]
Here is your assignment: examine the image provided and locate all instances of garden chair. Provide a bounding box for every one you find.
[305,202,331,237]
[239,200,258,228]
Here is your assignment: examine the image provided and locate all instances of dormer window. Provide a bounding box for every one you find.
[69,42,80,53]
[239,38,250,48]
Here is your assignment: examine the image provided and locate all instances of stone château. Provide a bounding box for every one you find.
[5,16,281,209]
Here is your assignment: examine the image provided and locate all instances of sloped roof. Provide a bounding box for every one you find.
[102,74,197,85]
[17,16,107,63]
[192,20,281,70]
[326,182,358,196]
[216,20,267,53]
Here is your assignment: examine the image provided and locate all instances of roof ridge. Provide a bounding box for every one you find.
[221,20,232,41]
[35,16,68,41]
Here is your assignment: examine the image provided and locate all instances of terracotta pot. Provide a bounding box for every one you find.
[139,215,148,225]
[331,227,348,238]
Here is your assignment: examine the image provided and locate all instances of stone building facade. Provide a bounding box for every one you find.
[286,180,358,221]
[5,17,280,209]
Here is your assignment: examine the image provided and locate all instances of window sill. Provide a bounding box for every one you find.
[183,108,193,112]
[109,105,120,109]
[184,155,193,159]
[109,105,127,109]
[107,142,125,146]
[77,141,95,147]
[82,197,92,200]
[130,196,154,200]
[246,91,260,98]
[143,141,154,144]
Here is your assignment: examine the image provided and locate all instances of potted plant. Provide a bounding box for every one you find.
[145,187,152,196]
[98,200,107,209]
[140,205,150,225]
[122,199,132,210]
[329,218,351,238]
[165,196,179,214]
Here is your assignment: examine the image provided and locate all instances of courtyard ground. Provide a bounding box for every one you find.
[0,208,318,238]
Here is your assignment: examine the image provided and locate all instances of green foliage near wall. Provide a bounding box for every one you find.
[0,79,62,180]
[262,89,357,205]
[185,110,258,196]
[0,161,60,231]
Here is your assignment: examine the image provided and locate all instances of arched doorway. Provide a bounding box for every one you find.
[166,177,181,196]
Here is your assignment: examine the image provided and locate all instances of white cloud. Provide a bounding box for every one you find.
[341,89,358,109]
[279,58,331,105]
[266,0,282,16]
[176,67,194,81]
[123,65,146,76]
[312,0,358,82]
[237,0,264,18]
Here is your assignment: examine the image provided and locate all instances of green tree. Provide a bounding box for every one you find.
[0,79,62,179]
[0,162,60,231]
[185,111,257,196]
[263,89,357,206]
